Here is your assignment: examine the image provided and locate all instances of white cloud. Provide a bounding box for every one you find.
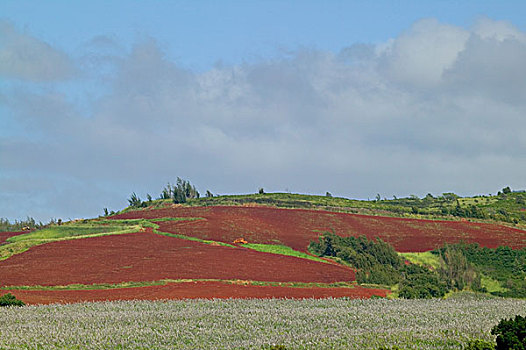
[2,17,526,221]
[379,18,470,88]
[0,21,75,81]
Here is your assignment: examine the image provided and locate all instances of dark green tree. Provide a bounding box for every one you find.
[128,192,142,208]
[0,293,25,307]
[491,315,526,350]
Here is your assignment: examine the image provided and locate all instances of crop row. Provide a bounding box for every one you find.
[0,293,524,349]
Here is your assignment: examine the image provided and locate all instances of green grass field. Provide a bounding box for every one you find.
[242,243,328,263]
[400,251,441,269]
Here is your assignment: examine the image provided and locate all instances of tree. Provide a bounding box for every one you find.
[491,315,526,350]
[259,188,265,194]
[326,192,332,197]
[424,193,435,201]
[502,186,512,195]
[160,183,172,199]
[128,192,142,208]
[159,178,200,203]
[0,293,25,307]
[205,190,214,198]
[442,193,459,201]
[437,244,477,290]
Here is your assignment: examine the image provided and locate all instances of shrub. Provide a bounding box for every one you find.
[491,315,526,350]
[0,293,25,307]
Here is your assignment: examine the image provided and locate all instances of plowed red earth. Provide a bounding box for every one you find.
[111,206,526,252]
[5,282,389,305]
[0,231,25,244]
[0,231,353,287]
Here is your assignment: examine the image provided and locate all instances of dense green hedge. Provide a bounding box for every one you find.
[309,232,447,298]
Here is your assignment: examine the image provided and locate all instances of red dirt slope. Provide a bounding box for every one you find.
[0,231,353,287]
[0,231,26,244]
[111,206,526,252]
[5,282,389,305]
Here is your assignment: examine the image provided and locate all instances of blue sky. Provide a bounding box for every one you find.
[3,1,525,69]
[1,1,526,222]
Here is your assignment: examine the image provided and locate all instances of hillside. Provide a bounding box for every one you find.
[180,189,526,225]
[1,190,525,304]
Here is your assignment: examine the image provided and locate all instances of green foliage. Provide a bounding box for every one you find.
[359,264,400,285]
[398,264,447,299]
[436,244,480,291]
[464,339,495,350]
[491,315,526,350]
[0,293,25,307]
[160,178,200,204]
[309,232,445,298]
[128,192,145,208]
[309,232,402,270]
[435,243,526,298]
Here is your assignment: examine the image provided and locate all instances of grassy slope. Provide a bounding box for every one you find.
[242,243,328,263]
[178,191,526,225]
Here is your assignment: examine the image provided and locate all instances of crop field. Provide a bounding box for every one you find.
[112,206,526,252]
[5,282,389,305]
[0,231,353,287]
[2,204,525,304]
[0,293,524,349]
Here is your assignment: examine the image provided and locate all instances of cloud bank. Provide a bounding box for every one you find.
[1,18,526,221]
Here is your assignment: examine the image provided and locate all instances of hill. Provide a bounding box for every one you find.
[1,190,525,304]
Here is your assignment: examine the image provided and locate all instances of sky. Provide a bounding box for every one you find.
[1,1,526,222]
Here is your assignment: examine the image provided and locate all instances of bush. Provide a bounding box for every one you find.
[491,315,526,350]
[0,293,25,307]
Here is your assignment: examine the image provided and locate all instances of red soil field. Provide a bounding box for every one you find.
[5,281,389,305]
[0,231,25,244]
[0,231,353,287]
[111,206,526,252]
